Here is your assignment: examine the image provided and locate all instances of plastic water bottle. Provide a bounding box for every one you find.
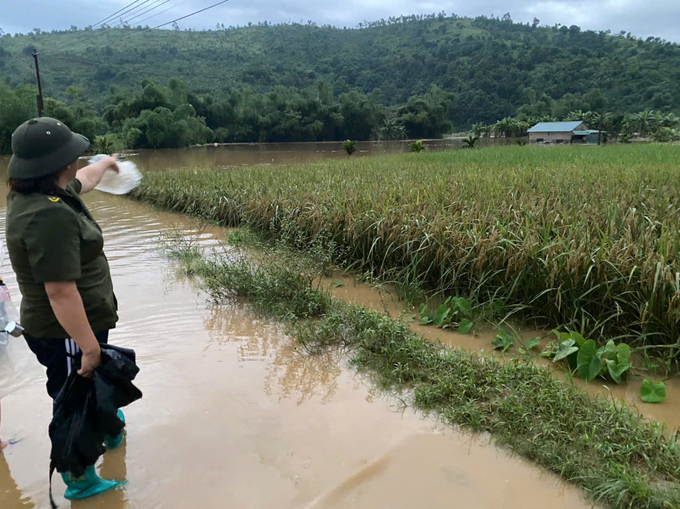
[0,277,22,345]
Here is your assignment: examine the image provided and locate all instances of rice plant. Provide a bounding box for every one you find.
[133,144,680,360]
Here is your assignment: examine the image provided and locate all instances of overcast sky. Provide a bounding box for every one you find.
[2,0,678,42]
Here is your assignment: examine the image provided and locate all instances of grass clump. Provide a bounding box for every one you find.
[166,239,680,509]
[165,232,331,321]
[133,145,680,363]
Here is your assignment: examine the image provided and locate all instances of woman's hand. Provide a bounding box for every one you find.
[78,346,102,378]
[106,154,120,174]
[44,281,104,377]
[76,153,120,194]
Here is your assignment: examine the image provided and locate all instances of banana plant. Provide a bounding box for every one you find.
[342,139,357,156]
[462,135,479,149]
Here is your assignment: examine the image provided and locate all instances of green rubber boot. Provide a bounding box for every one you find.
[61,465,122,500]
[104,409,126,450]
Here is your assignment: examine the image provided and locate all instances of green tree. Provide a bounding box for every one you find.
[378,118,407,140]
[0,83,37,153]
[396,86,453,139]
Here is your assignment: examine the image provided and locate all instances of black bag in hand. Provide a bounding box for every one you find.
[48,344,142,504]
[49,373,104,478]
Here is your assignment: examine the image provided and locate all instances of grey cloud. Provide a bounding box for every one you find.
[1,0,678,42]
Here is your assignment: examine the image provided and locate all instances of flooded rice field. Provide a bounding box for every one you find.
[0,144,664,508]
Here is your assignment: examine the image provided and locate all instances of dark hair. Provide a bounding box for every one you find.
[8,165,73,195]
[8,171,62,195]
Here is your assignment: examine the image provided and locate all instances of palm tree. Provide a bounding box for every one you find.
[565,110,585,121]
[583,111,600,129]
[636,110,653,138]
[661,113,679,129]
[620,113,635,142]
[491,117,514,138]
[472,122,487,138]
[654,111,665,132]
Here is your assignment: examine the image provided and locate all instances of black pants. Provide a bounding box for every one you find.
[25,330,110,401]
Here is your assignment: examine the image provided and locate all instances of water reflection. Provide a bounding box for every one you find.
[202,302,341,405]
[78,443,129,509]
[0,454,34,508]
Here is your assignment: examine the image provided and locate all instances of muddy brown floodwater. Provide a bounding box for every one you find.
[326,274,680,431]
[125,137,522,172]
[0,150,597,509]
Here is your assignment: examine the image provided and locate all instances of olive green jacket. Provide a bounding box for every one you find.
[5,179,118,339]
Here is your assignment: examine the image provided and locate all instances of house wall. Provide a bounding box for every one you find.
[586,133,605,144]
[529,123,587,143]
[529,132,573,143]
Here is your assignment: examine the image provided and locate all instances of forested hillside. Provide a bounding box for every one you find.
[2,13,679,125]
[1,13,679,152]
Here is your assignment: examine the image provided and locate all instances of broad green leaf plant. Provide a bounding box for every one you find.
[419,296,474,334]
[545,331,632,384]
[640,379,667,403]
[492,330,515,352]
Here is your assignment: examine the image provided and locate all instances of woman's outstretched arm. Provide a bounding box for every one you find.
[76,155,119,195]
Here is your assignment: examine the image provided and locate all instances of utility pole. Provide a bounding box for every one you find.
[598,108,605,146]
[32,49,44,117]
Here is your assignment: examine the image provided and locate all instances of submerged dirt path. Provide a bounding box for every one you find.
[326,273,680,432]
[0,183,595,508]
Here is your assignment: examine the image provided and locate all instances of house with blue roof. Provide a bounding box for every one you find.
[527,121,590,144]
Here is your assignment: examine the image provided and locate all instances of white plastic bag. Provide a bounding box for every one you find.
[0,333,44,399]
[0,243,43,398]
[89,154,143,195]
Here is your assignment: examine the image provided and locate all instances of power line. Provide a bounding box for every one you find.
[92,0,169,34]
[65,0,153,43]
[67,0,149,42]
[39,0,227,59]
[27,1,230,89]
[91,0,143,29]
[124,0,172,25]
[135,0,193,26]
[102,0,154,27]
[39,0,189,57]
[141,0,230,32]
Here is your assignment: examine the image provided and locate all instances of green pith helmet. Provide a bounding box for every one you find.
[8,117,90,179]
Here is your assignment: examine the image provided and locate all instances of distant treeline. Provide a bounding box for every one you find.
[0,79,453,153]
[476,109,680,142]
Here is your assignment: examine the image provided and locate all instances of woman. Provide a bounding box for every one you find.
[5,117,125,500]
